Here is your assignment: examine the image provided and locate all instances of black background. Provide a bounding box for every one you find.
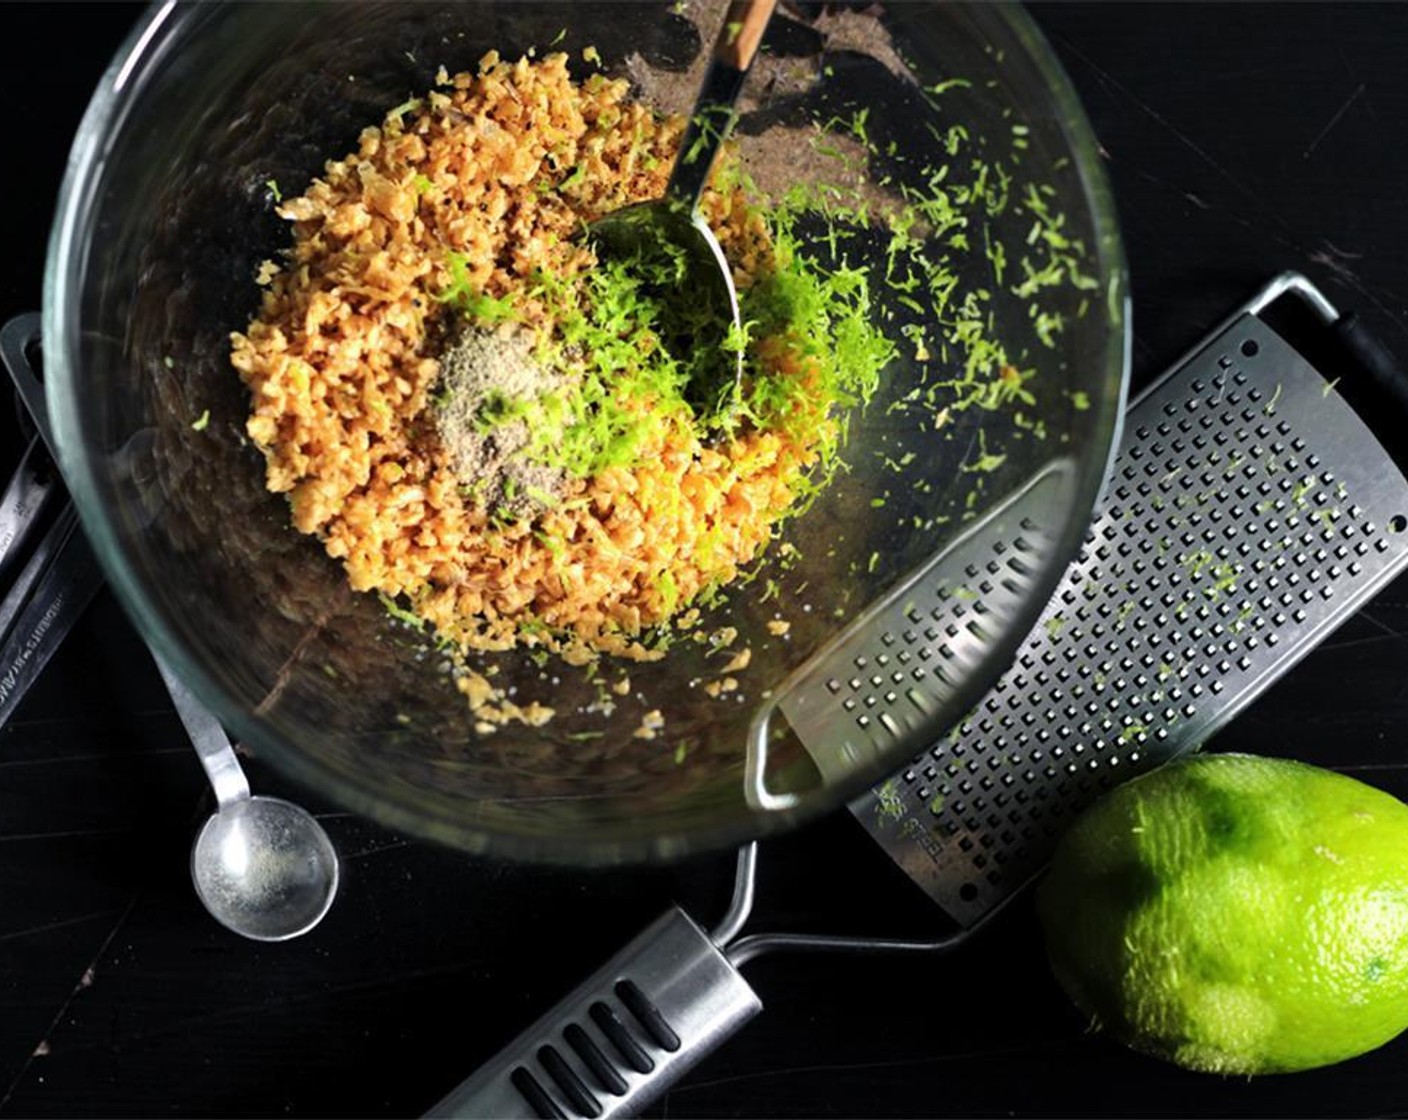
[4,3,1408,1117]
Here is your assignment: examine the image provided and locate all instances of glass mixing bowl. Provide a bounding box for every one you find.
[44,1,1127,863]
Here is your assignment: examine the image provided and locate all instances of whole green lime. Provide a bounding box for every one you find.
[1037,752,1408,1074]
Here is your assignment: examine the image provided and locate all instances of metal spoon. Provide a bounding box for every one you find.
[588,0,777,422]
[1,316,338,940]
[154,654,340,942]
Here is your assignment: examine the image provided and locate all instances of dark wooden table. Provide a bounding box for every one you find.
[3,3,1408,1116]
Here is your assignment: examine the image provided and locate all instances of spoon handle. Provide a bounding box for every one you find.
[153,653,251,810]
[666,0,778,213]
[715,0,774,70]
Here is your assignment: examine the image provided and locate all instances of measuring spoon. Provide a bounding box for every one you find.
[155,653,339,941]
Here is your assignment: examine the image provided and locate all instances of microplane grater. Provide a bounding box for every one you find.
[432,274,1408,1120]
[850,286,1408,927]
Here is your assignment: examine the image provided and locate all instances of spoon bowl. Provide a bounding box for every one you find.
[585,0,775,424]
[588,202,743,420]
[155,651,341,941]
[191,794,340,942]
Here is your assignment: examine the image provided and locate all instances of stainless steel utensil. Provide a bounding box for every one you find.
[0,437,61,587]
[0,313,339,942]
[155,653,340,942]
[587,0,776,422]
[430,272,1408,1119]
[0,315,107,729]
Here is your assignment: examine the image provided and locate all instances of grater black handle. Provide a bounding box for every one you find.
[1332,311,1408,406]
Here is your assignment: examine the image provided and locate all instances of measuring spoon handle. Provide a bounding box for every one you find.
[153,653,250,810]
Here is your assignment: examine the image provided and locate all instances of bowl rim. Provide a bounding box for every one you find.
[43,0,1129,865]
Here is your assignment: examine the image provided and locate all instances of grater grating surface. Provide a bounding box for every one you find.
[748,462,1076,809]
[851,308,1408,927]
